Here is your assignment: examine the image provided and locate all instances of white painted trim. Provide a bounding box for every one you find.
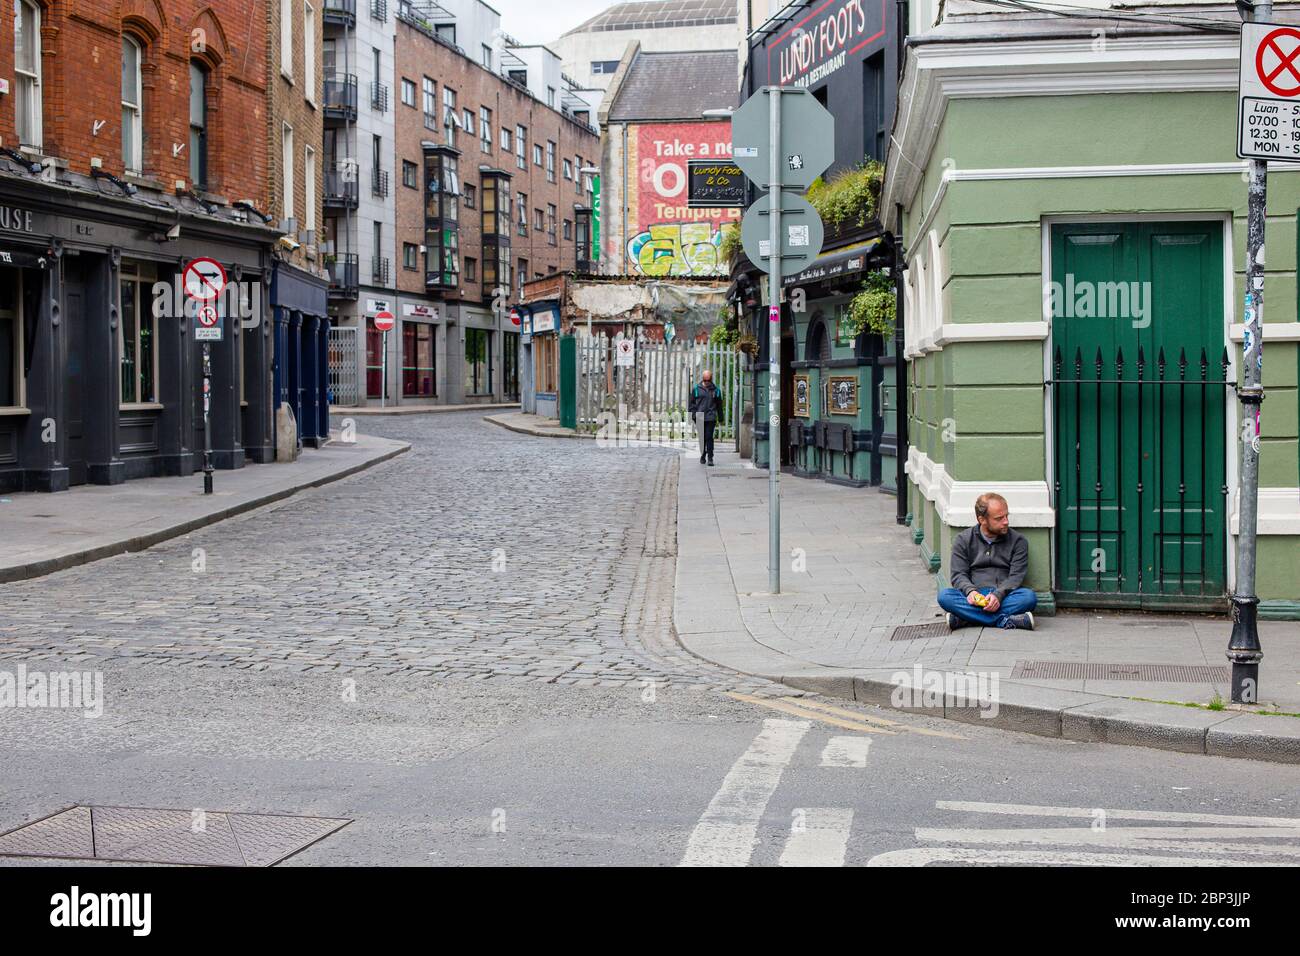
[1230,488,1300,536]
[933,322,1049,347]
[884,33,1245,223]
[906,446,1056,528]
[1229,322,1300,342]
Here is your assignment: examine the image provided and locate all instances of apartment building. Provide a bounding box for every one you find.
[354,3,601,408]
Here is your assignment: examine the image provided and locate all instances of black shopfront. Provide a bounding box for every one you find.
[0,176,277,493]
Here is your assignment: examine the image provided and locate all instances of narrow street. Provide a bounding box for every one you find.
[2,412,1298,867]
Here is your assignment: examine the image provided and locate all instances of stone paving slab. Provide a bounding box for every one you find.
[0,433,410,583]
[672,448,1300,764]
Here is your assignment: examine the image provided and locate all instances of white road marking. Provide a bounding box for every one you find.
[934,801,1300,828]
[778,808,854,867]
[873,801,1300,867]
[680,718,811,867]
[867,848,1293,867]
[820,736,872,768]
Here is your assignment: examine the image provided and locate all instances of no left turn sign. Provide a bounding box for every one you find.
[1238,22,1300,161]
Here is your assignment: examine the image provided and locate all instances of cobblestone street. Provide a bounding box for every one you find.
[0,412,768,691]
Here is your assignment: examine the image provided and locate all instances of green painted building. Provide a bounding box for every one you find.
[883,5,1300,617]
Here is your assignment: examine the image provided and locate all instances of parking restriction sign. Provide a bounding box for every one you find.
[1238,22,1300,161]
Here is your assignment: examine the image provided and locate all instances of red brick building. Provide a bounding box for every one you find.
[0,0,284,493]
[391,13,599,405]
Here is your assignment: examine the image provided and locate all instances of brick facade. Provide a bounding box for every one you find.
[393,18,600,312]
[2,0,268,206]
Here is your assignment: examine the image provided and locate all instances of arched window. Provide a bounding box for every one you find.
[14,0,42,150]
[189,61,210,188]
[122,37,144,174]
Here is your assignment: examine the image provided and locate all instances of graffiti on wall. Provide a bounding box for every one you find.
[626,122,742,277]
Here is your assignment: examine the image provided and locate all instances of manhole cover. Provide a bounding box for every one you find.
[0,806,351,866]
[890,622,952,641]
[1009,661,1230,682]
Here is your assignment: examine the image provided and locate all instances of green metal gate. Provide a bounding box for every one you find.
[558,334,576,430]
[1050,221,1230,610]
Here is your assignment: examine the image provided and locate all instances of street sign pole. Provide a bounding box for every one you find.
[767,87,782,595]
[202,343,214,495]
[1231,2,1272,703]
[381,331,388,409]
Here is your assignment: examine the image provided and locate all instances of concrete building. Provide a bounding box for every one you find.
[550,0,741,94]
[883,0,1300,615]
[598,45,739,277]
[0,0,283,492]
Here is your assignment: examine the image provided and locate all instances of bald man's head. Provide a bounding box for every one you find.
[702,369,712,383]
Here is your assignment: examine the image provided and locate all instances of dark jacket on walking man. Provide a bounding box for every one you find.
[690,371,723,466]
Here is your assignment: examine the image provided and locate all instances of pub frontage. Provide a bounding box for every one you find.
[0,166,279,493]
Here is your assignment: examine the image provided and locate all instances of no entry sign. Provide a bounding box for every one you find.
[1238,22,1300,161]
[373,310,395,333]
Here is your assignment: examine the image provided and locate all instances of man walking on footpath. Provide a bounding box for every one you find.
[689,370,724,466]
[938,492,1038,630]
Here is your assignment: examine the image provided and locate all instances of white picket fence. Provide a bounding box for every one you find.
[575,332,741,441]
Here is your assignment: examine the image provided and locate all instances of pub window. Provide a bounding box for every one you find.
[119,262,159,406]
[15,0,42,150]
[464,327,492,396]
[122,36,144,174]
[0,271,24,408]
[402,322,435,397]
[189,61,210,188]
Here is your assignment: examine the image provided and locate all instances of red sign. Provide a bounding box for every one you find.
[373,310,395,333]
[1257,27,1300,97]
[183,257,227,301]
[509,308,521,326]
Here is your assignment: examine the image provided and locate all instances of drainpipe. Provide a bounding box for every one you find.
[622,122,629,275]
[894,202,908,525]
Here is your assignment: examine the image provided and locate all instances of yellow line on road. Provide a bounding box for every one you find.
[725,693,897,735]
[779,697,965,740]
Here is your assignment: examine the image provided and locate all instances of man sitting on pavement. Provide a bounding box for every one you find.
[938,492,1037,630]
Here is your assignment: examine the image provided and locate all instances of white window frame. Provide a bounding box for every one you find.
[304,3,316,104]
[0,270,25,411]
[281,0,294,80]
[283,122,295,220]
[122,36,143,174]
[480,106,491,153]
[401,77,416,107]
[15,0,42,151]
[304,145,316,232]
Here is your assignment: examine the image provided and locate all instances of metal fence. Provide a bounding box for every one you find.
[575,332,741,442]
[328,326,361,407]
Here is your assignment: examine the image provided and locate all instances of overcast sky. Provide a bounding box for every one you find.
[487,0,617,45]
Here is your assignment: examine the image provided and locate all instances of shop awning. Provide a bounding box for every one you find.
[781,239,883,288]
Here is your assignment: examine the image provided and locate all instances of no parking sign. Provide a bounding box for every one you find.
[1238,22,1300,161]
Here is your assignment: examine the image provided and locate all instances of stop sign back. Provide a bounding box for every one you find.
[374,310,395,332]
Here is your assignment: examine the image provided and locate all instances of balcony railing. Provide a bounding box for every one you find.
[323,162,359,209]
[323,73,358,122]
[323,0,356,26]
[370,0,387,21]
[371,167,389,198]
[371,81,388,113]
[372,255,391,285]
[326,253,359,299]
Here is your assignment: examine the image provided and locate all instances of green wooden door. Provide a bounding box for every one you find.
[559,334,576,429]
[1051,222,1228,609]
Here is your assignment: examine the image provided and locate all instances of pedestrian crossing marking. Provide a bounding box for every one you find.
[680,718,811,867]
[820,736,872,767]
[778,808,854,867]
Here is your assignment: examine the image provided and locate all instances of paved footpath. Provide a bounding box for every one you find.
[674,447,1300,763]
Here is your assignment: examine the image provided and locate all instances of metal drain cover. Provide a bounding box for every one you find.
[890,622,952,641]
[0,806,351,866]
[1010,661,1230,682]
